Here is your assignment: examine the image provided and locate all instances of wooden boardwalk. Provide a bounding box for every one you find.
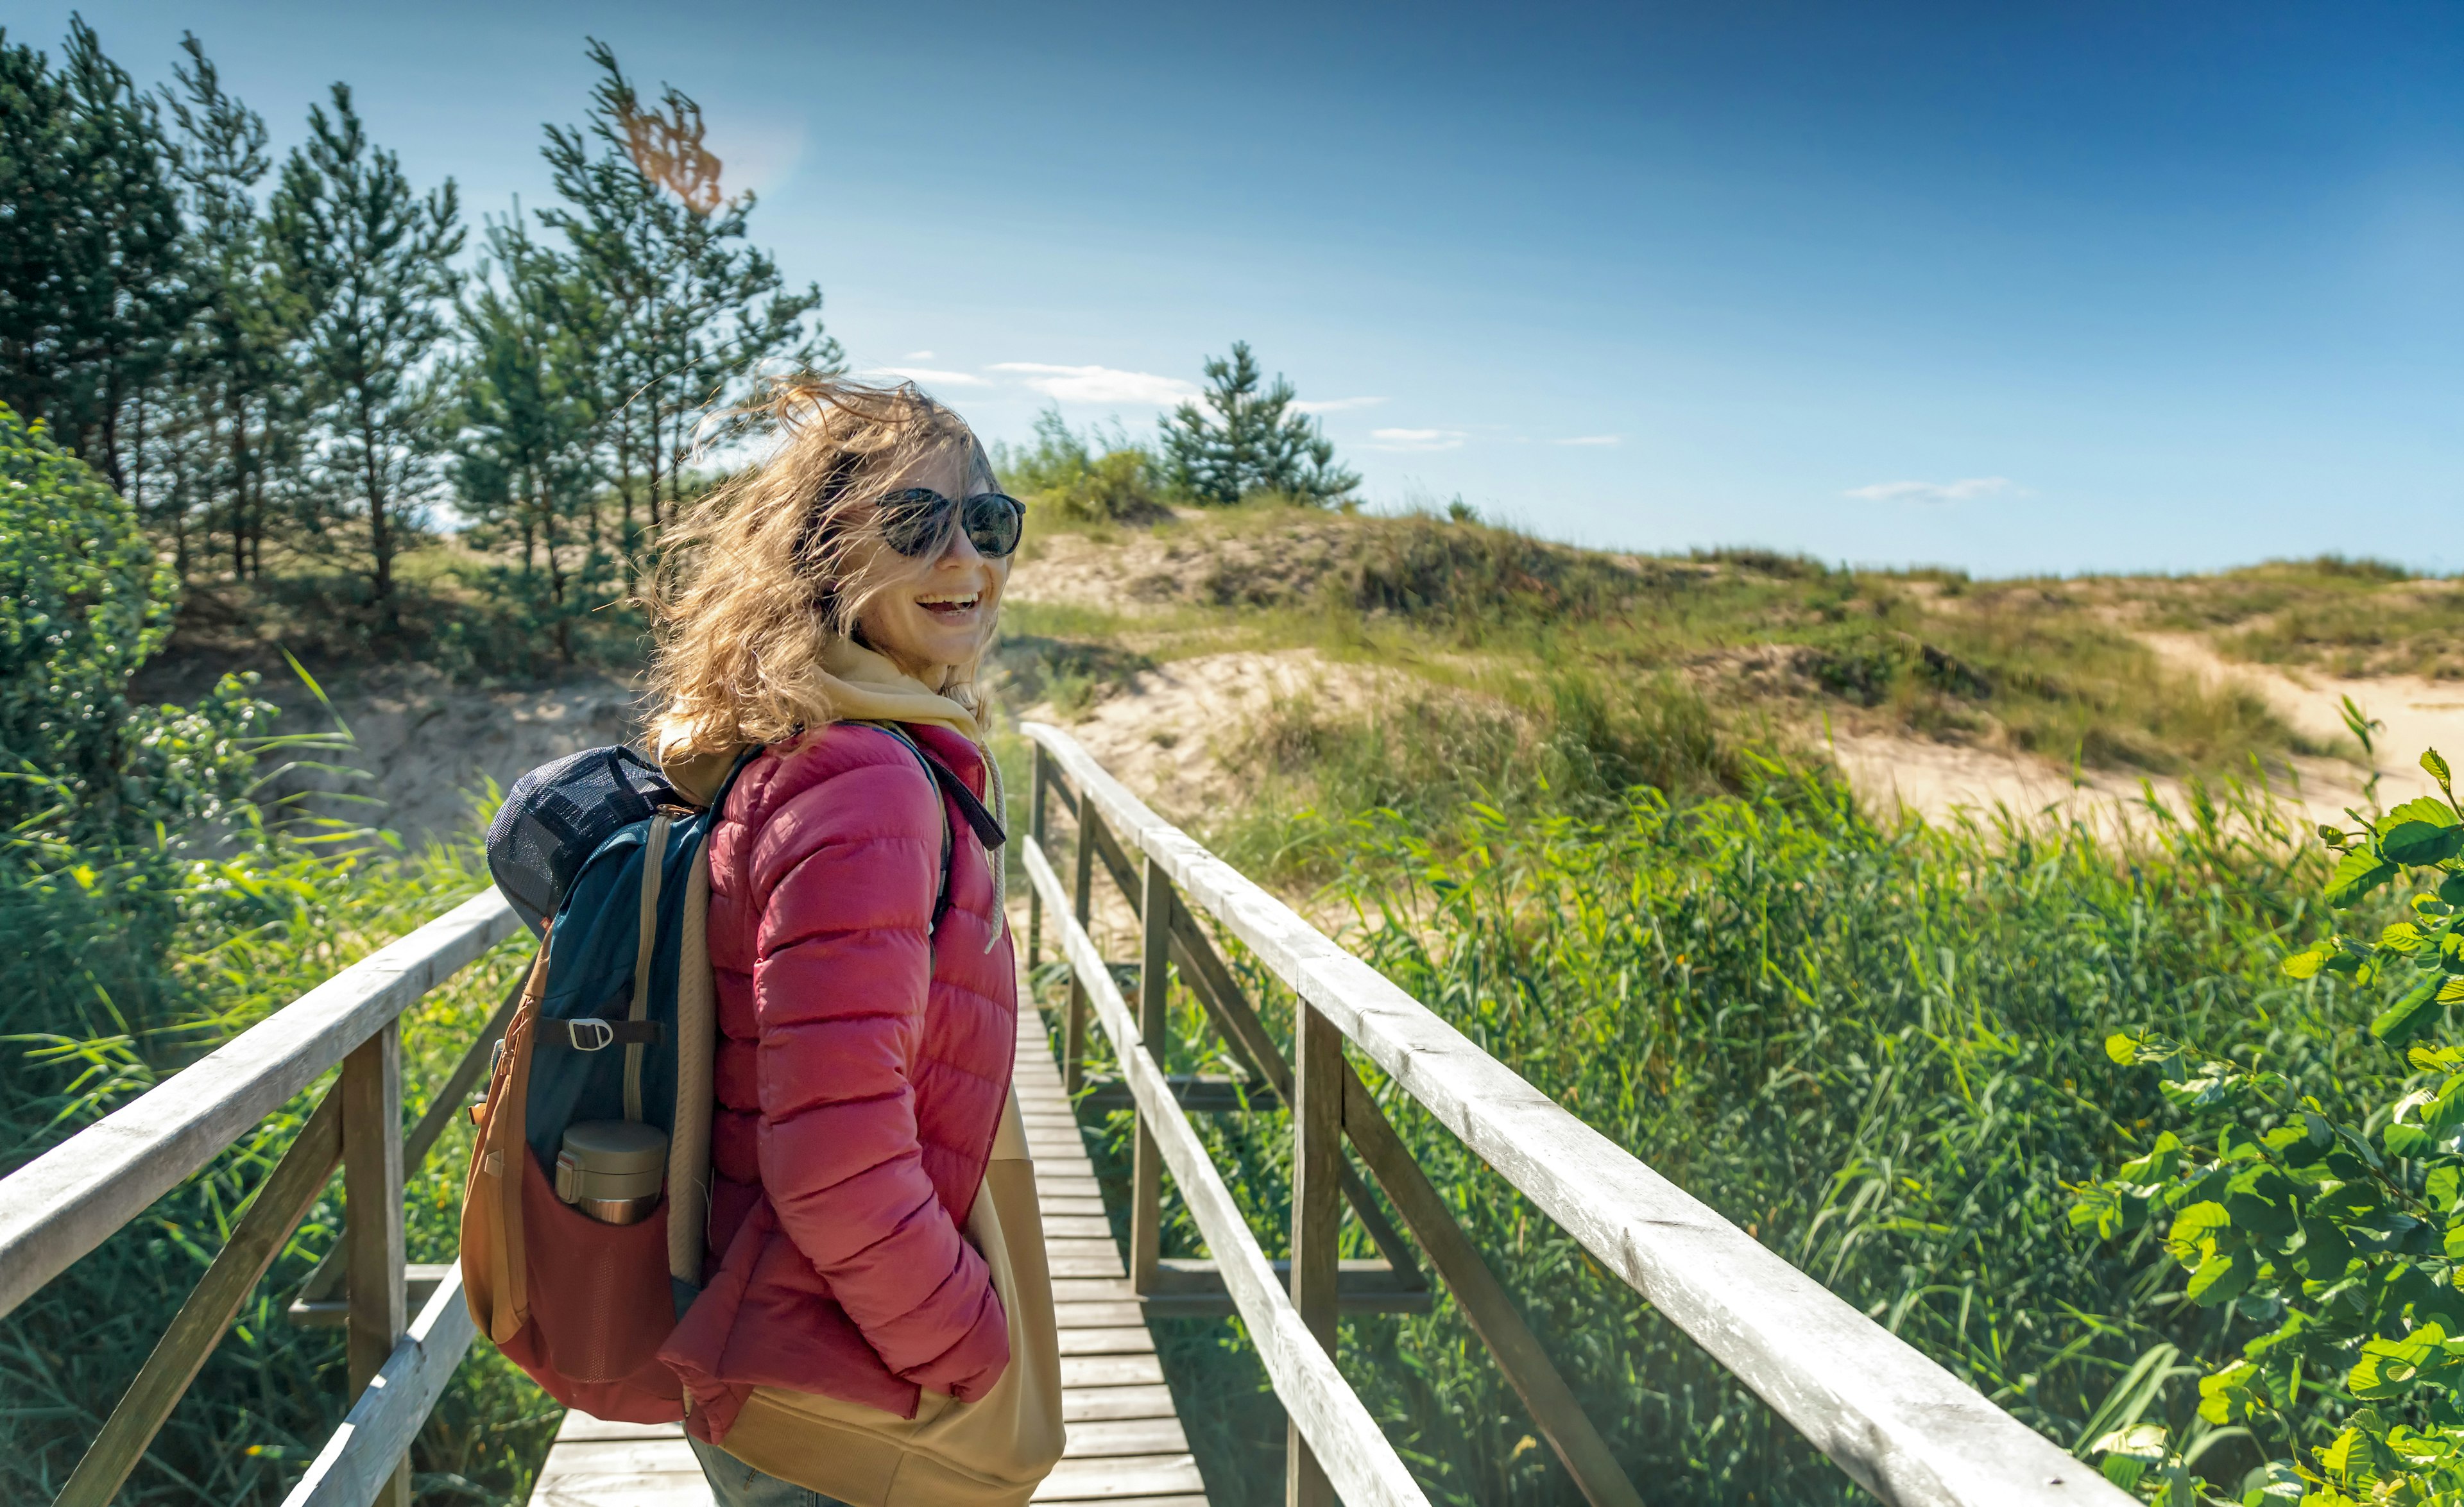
[529,991,1211,1505]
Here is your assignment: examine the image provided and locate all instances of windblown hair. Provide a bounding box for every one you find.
[644,376,999,759]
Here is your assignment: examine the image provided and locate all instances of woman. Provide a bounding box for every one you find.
[644,379,1056,1507]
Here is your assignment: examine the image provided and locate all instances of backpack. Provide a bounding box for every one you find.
[460,727,958,1420]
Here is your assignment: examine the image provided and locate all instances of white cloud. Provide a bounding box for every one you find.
[989,362,1199,405]
[871,366,989,387]
[1552,434,1621,447]
[903,350,936,360]
[1292,395,1387,414]
[1844,475,2017,505]
[1367,427,1467,452]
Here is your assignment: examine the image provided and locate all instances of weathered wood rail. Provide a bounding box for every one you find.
[0,889,525,1507]
[1020,720,2130,1507]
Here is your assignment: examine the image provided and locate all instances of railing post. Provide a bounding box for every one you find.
[1028,744,1050,969]
[1066,799,1099,1094]
[1288,997,1343,1507]
[341,1021,409,1507]
[1131,858,1171,1297]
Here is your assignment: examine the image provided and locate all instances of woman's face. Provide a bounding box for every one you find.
[851,448,1011,682]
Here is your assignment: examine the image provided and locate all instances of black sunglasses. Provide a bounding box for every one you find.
[876,488,1027,559]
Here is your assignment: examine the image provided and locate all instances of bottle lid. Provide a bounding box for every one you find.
[560,1119,669,1174]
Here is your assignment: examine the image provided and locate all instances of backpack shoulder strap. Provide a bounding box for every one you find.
[864,723,957,932]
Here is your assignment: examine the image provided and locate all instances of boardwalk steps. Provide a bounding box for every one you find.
[528,983,1211,1505]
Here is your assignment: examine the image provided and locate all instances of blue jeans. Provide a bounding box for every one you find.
[688,1436,855,1507]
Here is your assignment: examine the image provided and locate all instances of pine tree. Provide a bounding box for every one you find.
[1158,341,1358,506]
[454,212,606,662]
[536,41,838,559]
[152,31,286,584]
[268,82,462,622]
[0,19,189,492]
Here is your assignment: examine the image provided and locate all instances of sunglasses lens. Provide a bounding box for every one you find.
[962,494,1025,558]
[878,488,951,556]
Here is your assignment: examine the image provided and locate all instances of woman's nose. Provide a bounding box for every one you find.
[940,529,986,568]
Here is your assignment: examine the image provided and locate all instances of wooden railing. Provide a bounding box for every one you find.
[1020,720,2128,1507]
[0,890,526,1507]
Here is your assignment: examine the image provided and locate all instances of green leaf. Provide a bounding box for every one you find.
[2442,871,2464,906]
[2381,819,2464,866]
[2327,846,2401,907]
[2389,796,2461,830]
[2186,1250,2254,1306]
[2293,1216,2354,1279]
[2428,749,2454,783]
[2429,1165,2461,1211]
[2374,973,2449,1044]
[2283,944,2336,979]
[2380,921,2429,953]
[2197,1359,2261,1424]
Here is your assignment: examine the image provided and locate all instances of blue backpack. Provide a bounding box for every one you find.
[460,728,964,1407]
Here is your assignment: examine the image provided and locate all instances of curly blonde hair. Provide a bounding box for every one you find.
[644,376,1000,759]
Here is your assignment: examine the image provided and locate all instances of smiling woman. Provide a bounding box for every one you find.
[638,377,1059,1507]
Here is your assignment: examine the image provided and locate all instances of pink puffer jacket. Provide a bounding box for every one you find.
[659,722,1016,1443]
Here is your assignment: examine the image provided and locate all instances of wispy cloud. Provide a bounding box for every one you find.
[1367,427,1467,452]
[902,350,936,361]
[1552,434,1621,447]
[1844,475,2017,505]
[1292,395,1387,414]
[871,366,989,387]
[990,362,1199,405]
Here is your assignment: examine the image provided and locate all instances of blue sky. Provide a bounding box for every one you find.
[21,1,2464,575]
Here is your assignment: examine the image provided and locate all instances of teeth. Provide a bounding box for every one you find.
[920,593,977,607]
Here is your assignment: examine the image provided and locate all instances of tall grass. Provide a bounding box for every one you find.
[0,829,556,1504]
[1040,756,2389,1505]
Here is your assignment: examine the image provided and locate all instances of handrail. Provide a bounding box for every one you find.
[1020,720,2125,1507]
[1024,841,1431,1507]
[0,887,518,1320]
[0,885,522,1506]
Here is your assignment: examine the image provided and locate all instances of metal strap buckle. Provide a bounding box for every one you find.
[568,1018,615,1051]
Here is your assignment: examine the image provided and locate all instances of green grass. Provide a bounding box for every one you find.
[0,830,558,1504]
[1016,728,2408,1505]
[997,507,2367,786]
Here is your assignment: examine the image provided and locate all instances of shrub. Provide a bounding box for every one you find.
[2076,749,2464,1504]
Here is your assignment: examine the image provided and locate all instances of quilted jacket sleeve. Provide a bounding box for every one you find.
[744,730,1010,1399]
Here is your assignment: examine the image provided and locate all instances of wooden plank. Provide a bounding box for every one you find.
[1056,1300,1148,1327]
[53,1093,345,1507]
[1034,1454,1208,1500]
[1046,1214,1118,1239]
[341,1021,409,1507]
[554,1414,690,1443]
[1058,1327,1159,1356]
[1065,1417,1191,1457]
[1064,1354,1167,1388]
[1062,1384,1181,1422]
[1024,842,1429,1507]
[0,888,517,1322]
[1025,722,2126,1507]
[280,1265,481,1507]
[1039,1496,1207,1507]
